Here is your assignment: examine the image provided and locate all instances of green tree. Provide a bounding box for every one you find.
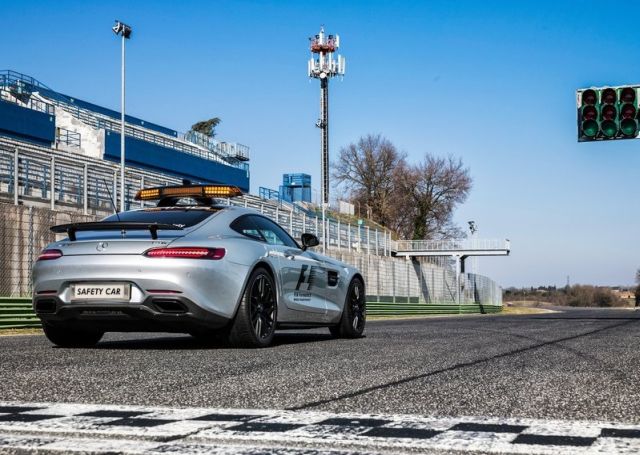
[190,117,221,138]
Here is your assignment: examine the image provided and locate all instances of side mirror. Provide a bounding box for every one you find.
[301,233,319,251]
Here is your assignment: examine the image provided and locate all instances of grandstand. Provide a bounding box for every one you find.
[0,69,505,310]
[0,70,249,194]
[0,135,392,255]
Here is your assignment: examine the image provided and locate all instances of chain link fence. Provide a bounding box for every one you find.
[0,202,502,307]
[0,204,96,296]
[330,251,502,305]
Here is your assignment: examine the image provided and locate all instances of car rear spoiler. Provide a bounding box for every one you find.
[50,222,184,241]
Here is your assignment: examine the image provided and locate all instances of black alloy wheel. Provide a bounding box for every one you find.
[330,277,366,338]
[249,273,277,340]
[228,268,277,347]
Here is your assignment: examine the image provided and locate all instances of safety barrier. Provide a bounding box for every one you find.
[367,302,502,316]
[0,297,39,329]
[0,298,501,331]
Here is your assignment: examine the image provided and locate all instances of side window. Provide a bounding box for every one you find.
[230,215,264,241]
[251,216,299,248]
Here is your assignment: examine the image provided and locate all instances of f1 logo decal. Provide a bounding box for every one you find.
[295,265,317,291]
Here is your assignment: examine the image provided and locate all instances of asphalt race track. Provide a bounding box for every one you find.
[0,308,639,454]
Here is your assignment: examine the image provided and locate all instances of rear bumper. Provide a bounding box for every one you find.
[32,254,251,325]
[33,294,231,332]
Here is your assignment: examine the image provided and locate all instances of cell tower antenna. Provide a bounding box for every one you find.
[308,25,345,252]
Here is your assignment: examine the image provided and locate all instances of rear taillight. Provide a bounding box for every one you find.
[37,249,63,261]
[144,247,225,260]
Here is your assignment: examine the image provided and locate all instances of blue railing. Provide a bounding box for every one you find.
[0,89,54,115]
[0,70,52,91]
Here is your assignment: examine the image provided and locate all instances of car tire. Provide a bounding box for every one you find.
[42,323,103,347]
[228,267,277,348]
[329,277,366,338]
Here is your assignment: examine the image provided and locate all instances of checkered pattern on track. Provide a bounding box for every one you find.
[1,402,639,454]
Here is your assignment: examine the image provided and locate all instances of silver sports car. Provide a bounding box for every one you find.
[32,184,366,348]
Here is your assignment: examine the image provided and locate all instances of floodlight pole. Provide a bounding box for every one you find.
[113,20,132,213]
[120,34,126,212]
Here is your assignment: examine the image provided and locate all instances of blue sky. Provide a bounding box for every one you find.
[4,0,640,287]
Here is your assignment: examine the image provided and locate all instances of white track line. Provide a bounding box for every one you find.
[0,401,639,454]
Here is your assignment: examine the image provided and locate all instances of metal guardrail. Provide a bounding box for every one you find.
[0,137,393,256]
[0,298,39,329]
[0,140,178,213]
[367,302,502,316]
[1,89,54,115]
[55,128,81,148]
[0,297,502,331]
[181,131,249,162]
[0,70,51,91]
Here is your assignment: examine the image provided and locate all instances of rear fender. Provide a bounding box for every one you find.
[228,256,281,322]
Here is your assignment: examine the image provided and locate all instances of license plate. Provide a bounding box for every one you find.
[71,283,131,301]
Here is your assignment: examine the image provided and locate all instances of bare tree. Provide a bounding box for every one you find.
[332,134,405,226]
[393,156,471,239]
[332,134,472,240]
[190,117,221,138]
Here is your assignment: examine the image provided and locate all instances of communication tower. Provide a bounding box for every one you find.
[308,26,345,207]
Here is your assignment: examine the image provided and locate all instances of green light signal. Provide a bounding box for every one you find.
[577,85,640,141]
[600,88,618,138]
[580,89,598,138]
[619,87,637,137]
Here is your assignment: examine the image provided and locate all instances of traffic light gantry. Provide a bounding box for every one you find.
[577,85,639,141]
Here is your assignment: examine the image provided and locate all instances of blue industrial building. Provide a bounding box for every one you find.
[0,70,250,192]
[280,173,312,203]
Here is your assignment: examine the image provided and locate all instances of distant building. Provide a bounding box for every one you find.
[0,70,250,192]
[613,289,634,300]
[279,173,311,203]
[338,200,355,215]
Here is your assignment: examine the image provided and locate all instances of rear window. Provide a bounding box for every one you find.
[102,208,220,228]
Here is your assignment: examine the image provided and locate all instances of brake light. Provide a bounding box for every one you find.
[37,249,63,261]
[144,247,225,260]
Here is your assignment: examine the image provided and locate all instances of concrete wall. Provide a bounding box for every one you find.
[54,107,104,159]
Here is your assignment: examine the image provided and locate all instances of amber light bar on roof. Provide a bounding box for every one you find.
[134,185,243,201]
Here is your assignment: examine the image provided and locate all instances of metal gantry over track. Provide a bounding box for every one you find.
[392,239,511,304]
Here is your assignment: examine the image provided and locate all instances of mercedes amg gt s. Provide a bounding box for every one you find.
[32,184,366,348]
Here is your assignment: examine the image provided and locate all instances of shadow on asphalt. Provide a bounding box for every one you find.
[91,331,336,350]
[288,318,639,411]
